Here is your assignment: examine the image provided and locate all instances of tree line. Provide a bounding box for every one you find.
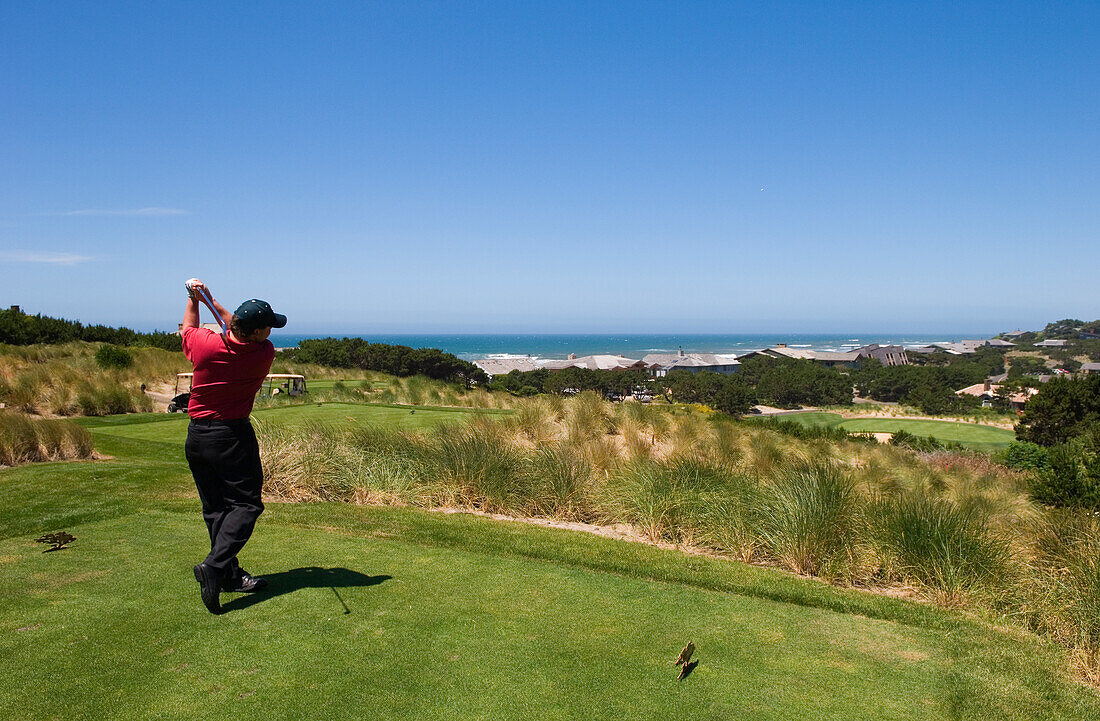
[0,307,181,350]
[491,350,1022,417]
[284,337,488,387]
[491,355,854,416]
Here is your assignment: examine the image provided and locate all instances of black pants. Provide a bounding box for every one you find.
[185,419,265,575]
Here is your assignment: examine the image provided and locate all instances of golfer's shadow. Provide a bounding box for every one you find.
[221,566,391,612]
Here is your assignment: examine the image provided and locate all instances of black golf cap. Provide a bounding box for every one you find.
[234,299,287,329]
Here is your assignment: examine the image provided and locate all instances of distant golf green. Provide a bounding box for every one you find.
[3,408,1096,720]
[772,412,1016,450]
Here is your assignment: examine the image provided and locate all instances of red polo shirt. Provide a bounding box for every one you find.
[181,327,275,420]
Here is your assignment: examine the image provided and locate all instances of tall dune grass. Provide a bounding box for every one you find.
[0,411,94,466]
[873,493,1010,603]
[0,342,183,415]
[756,461,863,578]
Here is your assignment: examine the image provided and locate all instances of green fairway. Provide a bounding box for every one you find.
[75,402,508,446]
[773,411,847,428]
[772,412,1016,450]
[302,378,388,392]
[3,409,1098,719]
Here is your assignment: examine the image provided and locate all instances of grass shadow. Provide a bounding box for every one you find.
[221,566,391,612]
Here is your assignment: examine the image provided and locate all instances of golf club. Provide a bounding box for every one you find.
[186,279,228,338]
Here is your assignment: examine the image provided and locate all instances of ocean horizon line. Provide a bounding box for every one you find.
[267,331,1002,362]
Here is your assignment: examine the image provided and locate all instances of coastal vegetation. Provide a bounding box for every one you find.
[767,412,1016,452]
[0,342,180,416]
[284,336,488,387]
[0,412,93,466]
[6,407,1100,718]
[6,326,1100,710]
[1012,375,1100,511]
[0,306,181,350]
[245,392,1100,681]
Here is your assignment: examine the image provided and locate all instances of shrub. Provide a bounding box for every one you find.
[890,430,962,454]
[999,441,1049,472]
[1029,441,1100,510]
[94,344,133,369]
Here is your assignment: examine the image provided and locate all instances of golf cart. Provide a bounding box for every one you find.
[167,373,308,412]
[261,374,308,397]
[167,373,194,413]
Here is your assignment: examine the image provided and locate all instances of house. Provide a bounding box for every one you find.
[472,357,542,379]
[1035,339,1069,347]
[956,381,1037,411]
[543,354,653,372]
[642,348,740,377]
[853,344,909,366]
[984,338,1016,348]
[1078,362,1100,375]
[177,322,223,335]
[957,340,990,352]
[745,345,862,369]
[908,342,976,355]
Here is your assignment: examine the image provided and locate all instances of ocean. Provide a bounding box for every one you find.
[267,332,995,362]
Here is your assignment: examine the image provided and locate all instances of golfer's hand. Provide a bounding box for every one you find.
[185,278,210,301]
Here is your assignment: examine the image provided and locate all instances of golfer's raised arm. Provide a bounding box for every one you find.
[183,288,202,330]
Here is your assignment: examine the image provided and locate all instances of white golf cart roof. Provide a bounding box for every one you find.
[175,373,306,380]
[174,373,307,393]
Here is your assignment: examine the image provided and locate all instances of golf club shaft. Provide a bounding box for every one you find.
[196,287,228,336]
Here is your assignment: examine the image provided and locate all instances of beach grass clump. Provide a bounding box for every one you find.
[526,443,594,519]
[619,416,654,460]
[0,411,94,466]
[423,421,528,512]
[667,413,710,461]
[511,397,557,444]
[565,391,613,444]
[708,418,744,466]
[873,492,1010,602]
[325,371,515,410]
[1024,509,1100,679]
[755,460,864,578]
[693,469,763,562]
[75,382,151,416]
[607,458,741,545]
[0,412,39,464]
[746,431,786,474]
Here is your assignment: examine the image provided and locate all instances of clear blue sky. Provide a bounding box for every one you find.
[1,2,1097,334]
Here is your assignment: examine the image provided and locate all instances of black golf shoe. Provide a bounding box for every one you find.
[225,567,268,593]
[193,562,223,614]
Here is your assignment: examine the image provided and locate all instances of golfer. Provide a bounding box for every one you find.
[181,279,286,614]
